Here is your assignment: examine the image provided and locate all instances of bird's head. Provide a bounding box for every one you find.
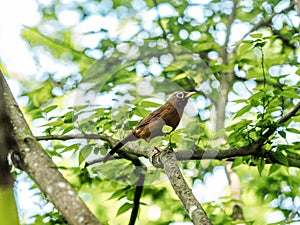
[167,91,196,109]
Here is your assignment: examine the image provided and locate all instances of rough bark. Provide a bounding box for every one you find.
[0,71,102,225]
[160,148,212,225]
[0,73,19,225]
[35,127,300,169]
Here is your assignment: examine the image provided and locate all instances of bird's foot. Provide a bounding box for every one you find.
[150,146,164,168]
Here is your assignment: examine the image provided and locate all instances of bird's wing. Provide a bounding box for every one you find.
[135,105,167,129]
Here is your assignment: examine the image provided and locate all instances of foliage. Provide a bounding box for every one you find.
[3,0,300,224]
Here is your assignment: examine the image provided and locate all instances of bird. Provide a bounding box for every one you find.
[102,91,196,162]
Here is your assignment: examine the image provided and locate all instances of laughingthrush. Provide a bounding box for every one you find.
[102,91,196,162]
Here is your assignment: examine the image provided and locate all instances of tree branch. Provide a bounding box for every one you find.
[239,2,296,42]
[35,100,300,169]
[0,72,20,225]
[160,148,212,224]
[36,133,113,144]
[258,100,300,145]
[128,159,146,225]
[222,0,238,63]
[1,71,102,225]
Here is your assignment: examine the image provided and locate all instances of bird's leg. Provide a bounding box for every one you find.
[150,146,164,168]
[153,143,174,157]
[153,146,163,157]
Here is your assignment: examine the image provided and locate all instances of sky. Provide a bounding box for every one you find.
[0,0,299,224]
[0,0,40,76]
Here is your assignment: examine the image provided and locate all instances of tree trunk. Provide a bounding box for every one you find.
[1,71,102,225]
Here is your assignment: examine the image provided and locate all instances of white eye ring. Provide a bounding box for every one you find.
[176,92,184,99]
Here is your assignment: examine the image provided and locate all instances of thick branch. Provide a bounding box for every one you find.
[0,78,15,187]
[160,148,212,225]
[175,147,300,169]
[1,71,102,225]
[0,73,19,225]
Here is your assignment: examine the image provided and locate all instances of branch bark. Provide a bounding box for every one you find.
[1,71,102,225]
[35,126,300,169]
[160,148,212,225]
[128,159,146,225]
[0,73,19,225]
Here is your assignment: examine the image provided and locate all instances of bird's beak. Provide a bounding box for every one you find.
[185,91,196,98]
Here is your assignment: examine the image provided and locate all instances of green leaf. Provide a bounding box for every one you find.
[253,41,266,48]
[162,125,173,134]
[234,105,252,118]
[79,145,93,165]
[140,100,162,108]
[286,128,300,134]
[61,144,79,153]
[43,105,58,113]
[108,187,129,200]
[238,42,253,55]
[231,157,243,168]
[31,108,43,119]
[170,128,184,142]
[233,99,247,103]
[268,164,281,176]
[271,151,289,166]
[61,125,74,135]
[63,111,75,123]
[171,72,189,81]
[126,189,135,201]
[278,130,286,139]
[42,118,64,127]
[116,202,133,216]
[134,107,151,118]
[293,115,300,122]
[249,91,265,101]
[281,89,300,99]
[257,157,265,175]
[250,33,263,38]
[246,68,264,79]
[250,99,260,107]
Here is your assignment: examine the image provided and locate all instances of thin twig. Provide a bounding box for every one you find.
[222,0,238,63]
[239,2,296,43]
[152,0,174,55]
[36,134,115,147]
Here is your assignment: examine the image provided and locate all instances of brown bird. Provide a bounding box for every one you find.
[102,91,196,162]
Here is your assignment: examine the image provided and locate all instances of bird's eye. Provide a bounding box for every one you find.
[176,92,184,99]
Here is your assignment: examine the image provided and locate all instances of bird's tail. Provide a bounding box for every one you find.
[102,133,136,163]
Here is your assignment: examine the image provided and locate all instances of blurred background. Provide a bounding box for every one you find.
[0,0,299,224]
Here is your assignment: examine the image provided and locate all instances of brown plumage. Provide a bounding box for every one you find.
[102,91,196,162]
